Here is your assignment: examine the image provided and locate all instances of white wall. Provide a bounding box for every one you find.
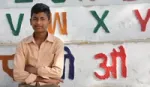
[1,4,150,44]
[1,43,150,87]
[0,1,150,87]
[2,0,150,8]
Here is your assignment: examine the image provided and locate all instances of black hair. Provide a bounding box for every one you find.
[31,3,50,20]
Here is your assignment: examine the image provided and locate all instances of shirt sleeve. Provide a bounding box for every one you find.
[37,39,64,79]
[13,41,37,84]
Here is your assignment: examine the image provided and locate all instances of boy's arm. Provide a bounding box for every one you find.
[13,42,37,84]
[25,65,63,84]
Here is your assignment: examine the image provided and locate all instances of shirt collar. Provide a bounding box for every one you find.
[25,33,54,43]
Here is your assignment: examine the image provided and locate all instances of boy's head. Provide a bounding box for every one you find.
[31,3,50,20]
[30,3,51,33]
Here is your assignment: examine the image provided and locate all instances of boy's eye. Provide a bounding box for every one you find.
[41,18,45,20]
[33,18,37,20]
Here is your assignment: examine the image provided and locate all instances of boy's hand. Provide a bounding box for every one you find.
[25,65,64,85]
[42,78,63,85]
[25,65,37,74]
[35,76,63,85]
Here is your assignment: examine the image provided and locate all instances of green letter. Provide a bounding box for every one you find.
[6,14,24,36]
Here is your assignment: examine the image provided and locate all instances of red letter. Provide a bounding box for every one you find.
[94,53,110,79]
[0,54,14,78]
[94,45,127,80]
[110,45,127,78]
[134,9,150,32]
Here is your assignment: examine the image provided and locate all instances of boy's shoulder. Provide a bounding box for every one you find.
[18,35,33,45]
[53,35,64,44]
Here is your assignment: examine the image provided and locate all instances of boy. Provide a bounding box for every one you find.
[13,3,64,87]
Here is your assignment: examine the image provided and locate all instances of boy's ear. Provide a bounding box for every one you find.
[30,18,31,25]
[49,13,51,24]
[48,17,51,24]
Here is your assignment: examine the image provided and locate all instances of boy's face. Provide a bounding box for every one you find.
[30,12,50,33]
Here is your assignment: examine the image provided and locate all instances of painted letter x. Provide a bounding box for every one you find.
[90,10,110,33]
